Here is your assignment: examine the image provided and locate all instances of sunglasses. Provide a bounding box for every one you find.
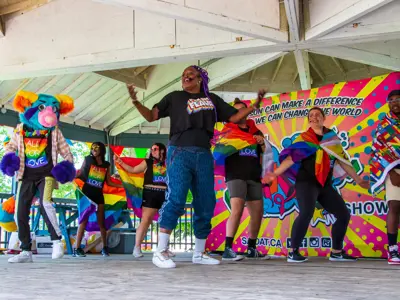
[91,145,100,150]
[151,147,159,152]
[388,97,400,103]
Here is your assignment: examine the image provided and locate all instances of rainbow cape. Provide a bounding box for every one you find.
[212,120,266,176]
[74,178,126,231]
[280,127,351,186]
[0,197,17,232]
[114,157,159,221]
[370,112,400,194]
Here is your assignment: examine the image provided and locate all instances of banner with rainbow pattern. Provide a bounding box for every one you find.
[206,72,400,258]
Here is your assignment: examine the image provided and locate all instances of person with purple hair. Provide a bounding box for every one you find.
[127,65,266,268]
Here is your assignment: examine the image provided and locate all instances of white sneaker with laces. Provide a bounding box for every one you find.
[192,252,220,265]
[152,250,176,269]
[133,247,143,258]
[8,251,33,263]
[52,240,65,259]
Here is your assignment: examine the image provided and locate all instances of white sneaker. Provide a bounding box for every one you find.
[8,251,33,263]
[52,240,65,259]
[152,250,176,269]
[133,247,143,258]
[192,253,220,265]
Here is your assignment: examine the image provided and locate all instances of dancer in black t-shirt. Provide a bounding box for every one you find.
[114,143,172,258]
[127,65,266,268]
[262,107,369,263]
[222,99,268,261]
[73,142,122,257]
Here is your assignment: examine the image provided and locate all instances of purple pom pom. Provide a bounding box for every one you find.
[0,153,20,177]
[51,161,76,184]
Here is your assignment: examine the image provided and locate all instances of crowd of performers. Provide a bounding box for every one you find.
[0,66,399,268]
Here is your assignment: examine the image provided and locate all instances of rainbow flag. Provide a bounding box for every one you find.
[280,128,350,186]
[212,121,259,176]
[114,157,159,221]
[74,178,126,231]
[0,197,17,232]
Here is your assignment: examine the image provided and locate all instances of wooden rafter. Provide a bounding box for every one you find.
[0,0,51,16]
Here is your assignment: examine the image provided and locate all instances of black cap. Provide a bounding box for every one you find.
[388,90,400,99]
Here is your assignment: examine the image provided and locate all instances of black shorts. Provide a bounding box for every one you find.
[226,179,263,201]
[142,187,166,209]
[82,184,105,205]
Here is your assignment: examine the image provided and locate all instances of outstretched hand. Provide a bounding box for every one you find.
[127,84,138,104]
[253,88,267,109]
[357,179,370,190]
[262,172,276,185]
[114,155,123,165]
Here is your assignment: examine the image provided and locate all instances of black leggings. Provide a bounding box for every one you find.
[291,181,351,250]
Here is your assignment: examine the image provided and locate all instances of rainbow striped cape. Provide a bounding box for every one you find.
[115,157,159,221]
[280,127,351,186]
[212,120,267,176]
[74,179,126,231]
[370,112,400,194]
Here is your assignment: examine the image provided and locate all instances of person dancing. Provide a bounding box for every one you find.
[73,142,123,257]
[262,107,369,262]
[370,90,400,264]
[114,143,174,258]
[127,65,266,268]
[222,99,268,261]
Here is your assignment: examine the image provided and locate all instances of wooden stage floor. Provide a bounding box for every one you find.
[0,253,398,300]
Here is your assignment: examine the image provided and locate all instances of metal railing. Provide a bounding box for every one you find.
[0,194,195,252]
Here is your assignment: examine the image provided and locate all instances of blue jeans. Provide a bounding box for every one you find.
[159,146,216,239]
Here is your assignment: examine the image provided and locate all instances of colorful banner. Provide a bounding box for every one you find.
[207,72,400,258]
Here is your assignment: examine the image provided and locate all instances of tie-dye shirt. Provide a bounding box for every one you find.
[22,129,53,179]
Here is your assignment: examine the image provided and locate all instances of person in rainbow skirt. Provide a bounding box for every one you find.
[262,106,369,263]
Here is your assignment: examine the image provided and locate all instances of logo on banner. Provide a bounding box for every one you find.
[239,145,258,157]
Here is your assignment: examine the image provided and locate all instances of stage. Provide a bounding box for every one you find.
[0,253,397,300]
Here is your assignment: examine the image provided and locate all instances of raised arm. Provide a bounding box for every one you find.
[128,84,159,122]
[228,89,267,123]
[105,167,123,188]
[114,155,147,174]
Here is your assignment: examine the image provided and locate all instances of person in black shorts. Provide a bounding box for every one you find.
[222,99,268,261]
[74,142,123,257]
[114,143,170,258]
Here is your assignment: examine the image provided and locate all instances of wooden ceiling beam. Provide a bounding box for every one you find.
[0,0,51,16]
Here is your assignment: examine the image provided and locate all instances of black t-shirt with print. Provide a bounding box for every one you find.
[155,91,238,149]
[296,134,335,186]
[225,128,263,183]
[23,129,53,181]
[79,156,110,196]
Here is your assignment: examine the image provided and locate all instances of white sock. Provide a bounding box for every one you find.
[194,238,206,256]
[157,232,170,252]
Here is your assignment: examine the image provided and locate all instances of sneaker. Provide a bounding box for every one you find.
[222,247,244,261]
[101,247,110,257]
[193,252,220,265]
[72,247,86,257]
[52,240,64,259]
[8,250,33,263]
[152,250,176,269]
[133,247,143,258]
[388,245,400,265]
[329,250,357,262]
[287,250,308,263]
[246,247,270,260]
